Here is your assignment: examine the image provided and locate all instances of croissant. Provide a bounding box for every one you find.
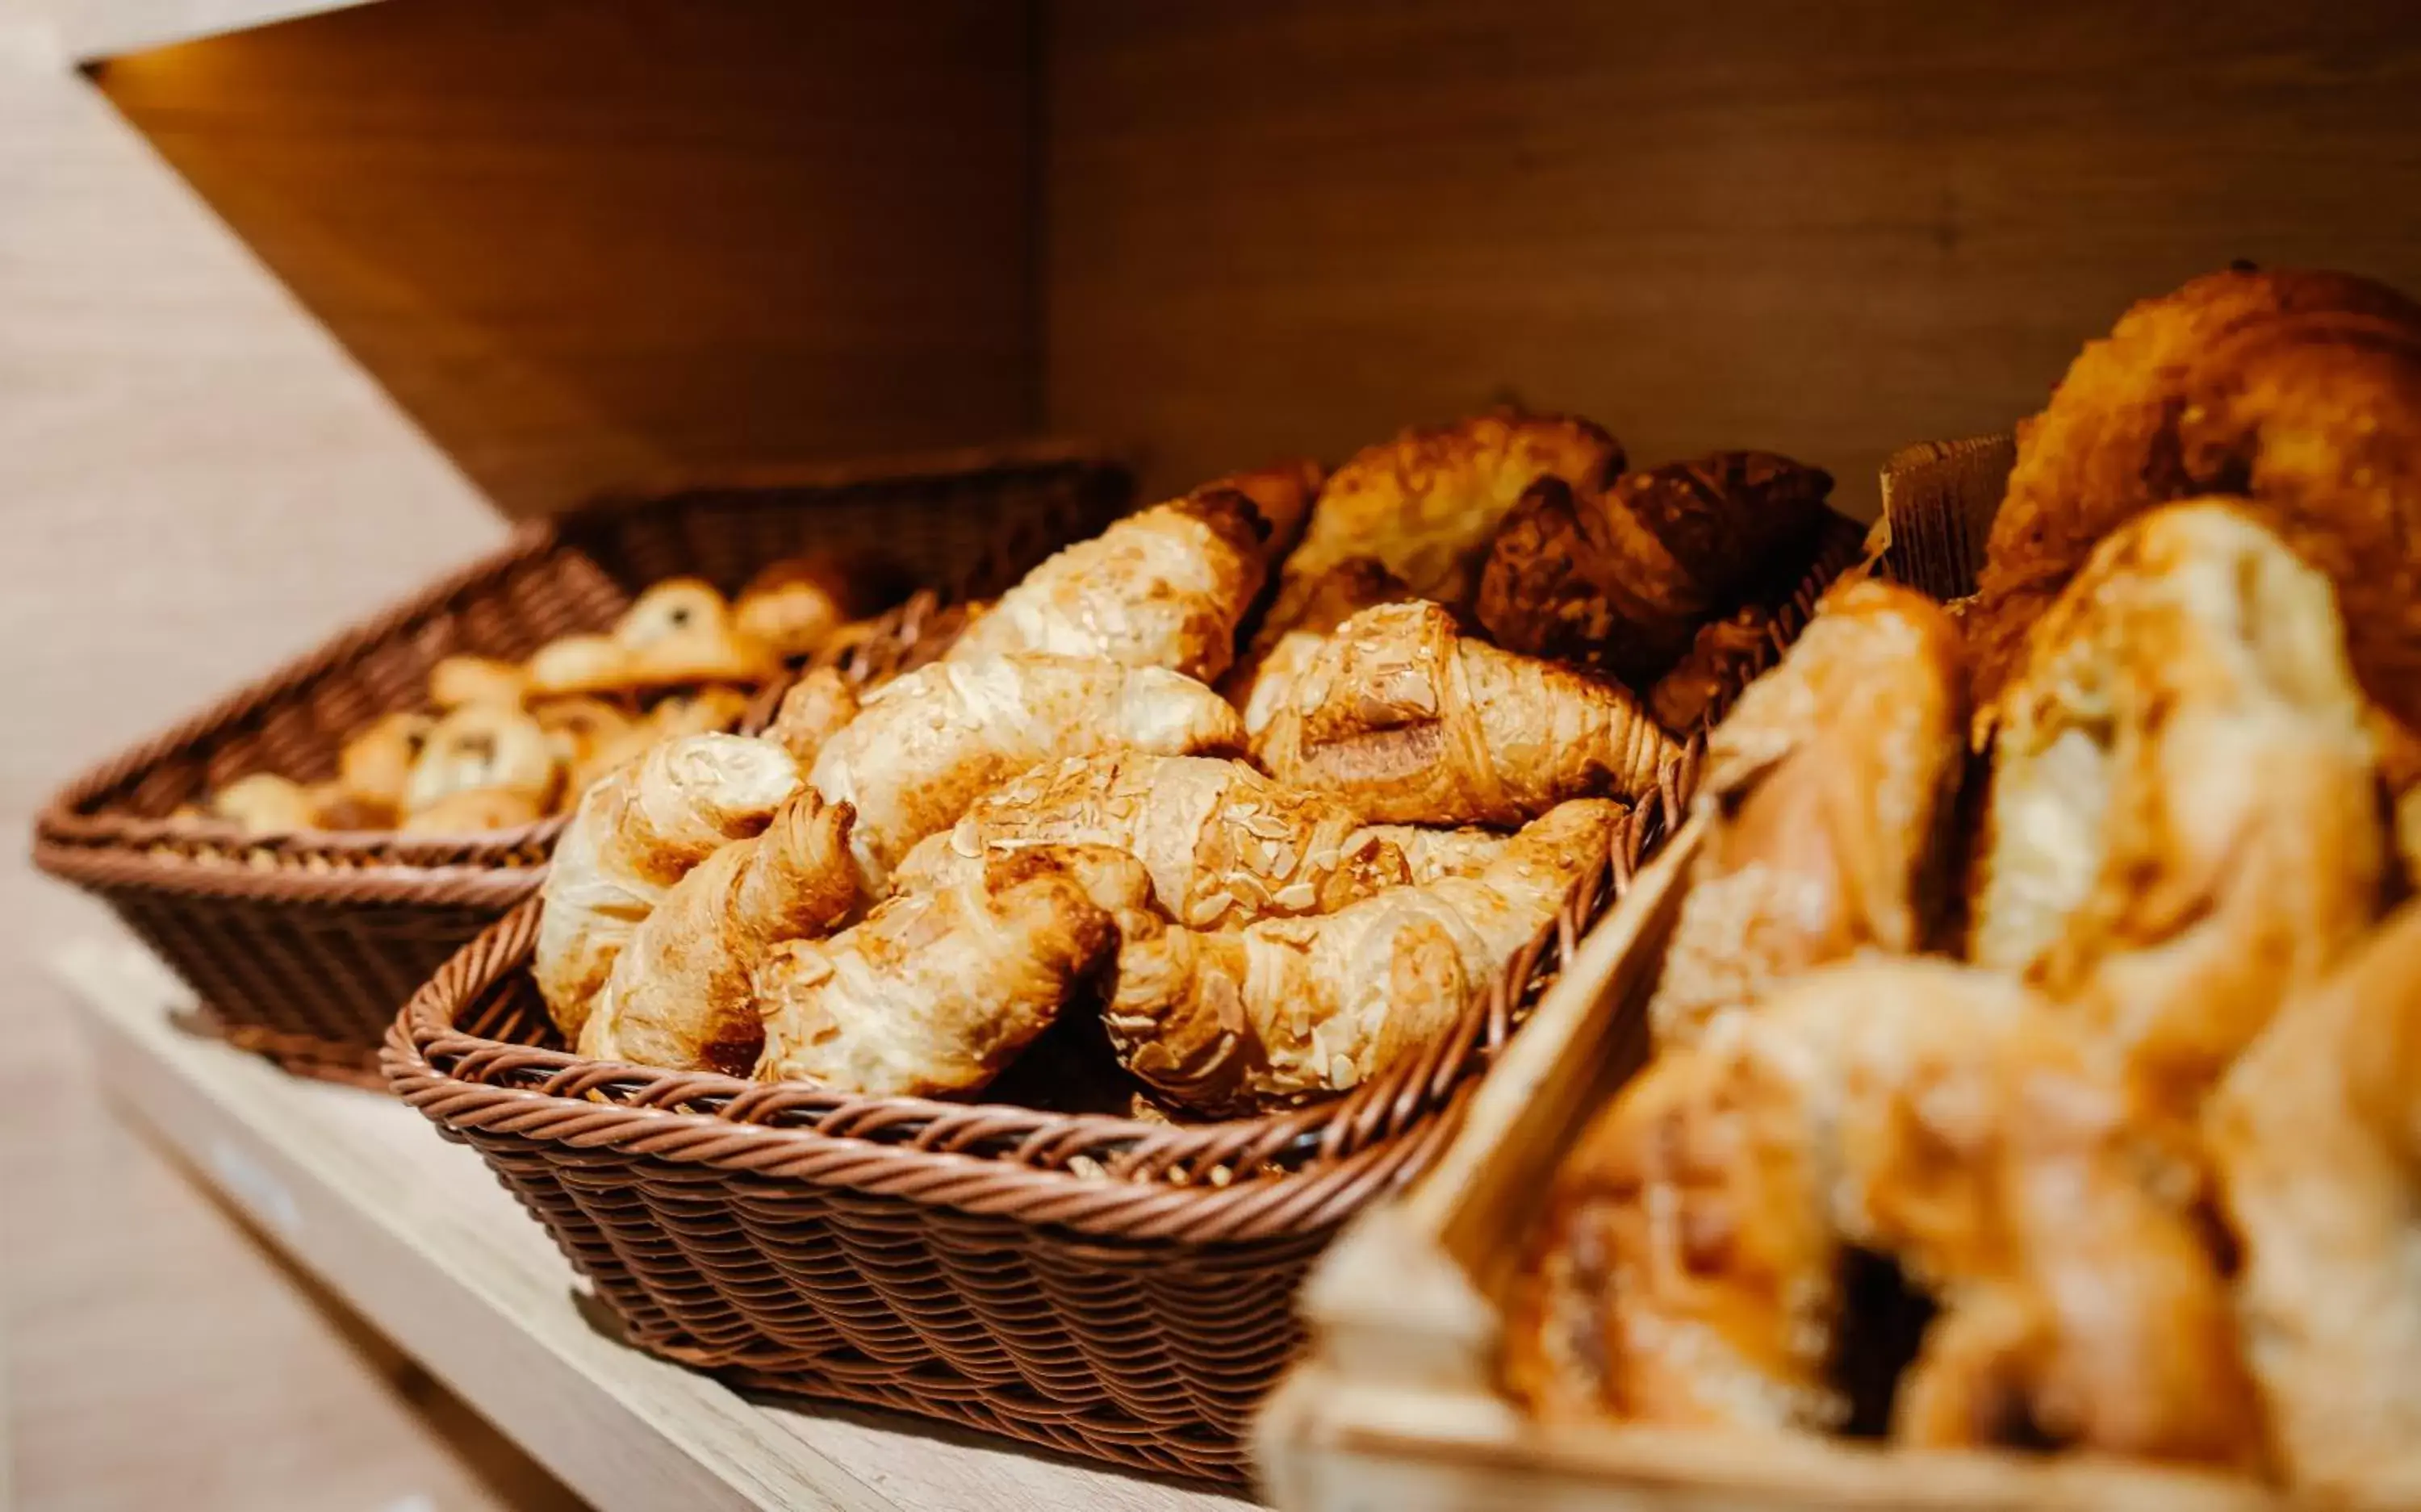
[580,787,858,1074]
[528,578,780,698]
[763,666,860,767]
[1649,579,1968,1048]
[1206,457,1325,560]
[941,491,1270,682]
[755,845,1156,1097]
[1970,503,2384,1105]
[1645,605,1773,733]
[734,555,890,659]
[336,710,433,812]
[533,732,803,1037]
[1357,824,1510,882]
[808,654,1247,892]
[891,751,1412,929]
[1254,600,1681,825]
[1221,557,1415,737]
[1476,453,1833,686]
[532,696,636,793]
[1506,959,2264,1471]
[1269,412,1620,629]
[1104,799,1623,1114]
[1966,266,2421,745]
[402,703,561,817]
[2206,901,2421,1501]
[428,654,530,710]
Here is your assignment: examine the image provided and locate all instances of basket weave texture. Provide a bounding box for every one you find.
[383,517,1867,1479]
[34,447,1131,1081]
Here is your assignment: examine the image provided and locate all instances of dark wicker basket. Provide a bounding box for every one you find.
[34,446,1131,1083]
[382,518,1865,1480]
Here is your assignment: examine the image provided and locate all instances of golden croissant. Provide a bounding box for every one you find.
[581,787,858,1075]
[1649,578,1969,1048]
[755,845,1157,1098]
[763,666,861,768]
[943,491,1271,682]
[1254,599,1681,825]
[533,732,803,1038]
[1971,502,2384,1105]
[2206,900,2421,1502]
[1104,798,1622,1114]
[1221,557,1415,737]
[808,653,1247,892]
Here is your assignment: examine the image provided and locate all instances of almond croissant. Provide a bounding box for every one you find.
[580,787,858,1075]
[1220,557,1415,737]
[808,654,1247,893]
[1254,600,1681,825]
[754,845,1157,1098]
[533,732,802,1038]
[1104,798,1623,1114]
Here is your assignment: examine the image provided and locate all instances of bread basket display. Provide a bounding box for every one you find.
[35,447,1131,1082]
[1261,268,2421,1512]
[384,415,1867,1480]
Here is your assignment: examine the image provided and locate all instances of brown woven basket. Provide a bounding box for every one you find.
[383,517,1867,1481]
[35,446,1131,1083]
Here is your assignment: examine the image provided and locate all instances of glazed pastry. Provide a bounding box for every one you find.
[1103,799,1622,1114]
[1970,503,2383,1105]
[941,491,1271,682]
[1507,959,2264,1472]
[734,556,876,659]
[1220,558,1415,737]
[764,666,862,767]
[1269,412,1620,628]
[209,772,319,834]
[527,578,780,697]
[1254,600,1681,825]
[755,845,1157,1097]
[397,787,546,834]
[401,704,561,817]
[581,787,858,1075]
[2206,901,2421,1501]
[890,751,1414,929]
[1646,606,1773,733]
[808,654,1248,893]
[1476,453,1833,685]
[1966,266,2421,743]
[1648,580,1968,1048]
[336,710,433,812]
[533,732,802,1037]
[428,654,530,709]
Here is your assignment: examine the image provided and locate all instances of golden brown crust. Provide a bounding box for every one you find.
[734,555,882,659]
[1198,457,1325,558]
[1253,599,1681,825]
[207,772,320,835]
[336,710,434,812]
[402,704,562,817]
[527,578,780,697]
[428,654,532,710]
[1647,579,1969,1048]
[1221,557,1416,737]
[397,787,546,833]
[1968,267,2421,749]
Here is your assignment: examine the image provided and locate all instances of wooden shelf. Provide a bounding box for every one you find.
[61,0,378,62]
[50,939,1259,1512]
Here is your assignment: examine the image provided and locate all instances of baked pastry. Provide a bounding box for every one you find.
[1206,457,1326,560]
[1507,959,2264,1472]
[532,696,635,792]
[734,555,885,659]
[2206,900,2421,1501]
[397,787,546,834]
[1966,267,2421,744]
[1357,824,1510,883]
[301,780,394,832]
[1220,558,1415,737]
[1970,503,2383,1105]
[763,666,861,767]
[941,491,1271,682]
[1476,453,1832,685]
[1254,600,1682,825]
[891,751,1413,929]
[1648,579,1968,1048]
[336,710,434,813]
[400,704,561,817]
[208,772,319,834]
[1646,606,1773,732]
[755,844,1157,1097]
[428,654,530,709]
[527,578,780,697]
[533,732,803,1038]
[1103,799,1623,1113]
[808,654,1248,893]
[1269,412,1621,628]
[580,787,858,1074]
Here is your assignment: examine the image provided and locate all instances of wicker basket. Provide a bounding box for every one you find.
[34,446,1131,1083]
[383,516,1865,1480]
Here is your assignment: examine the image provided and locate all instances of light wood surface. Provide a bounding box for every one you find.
[1043,0,2421,507]
[94,0,1039,519]
[50,942,1261,1512]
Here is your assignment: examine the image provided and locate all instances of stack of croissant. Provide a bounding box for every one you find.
[179,555,881,837]
[1507,267,2421,1505]
[533,413,1844,1117]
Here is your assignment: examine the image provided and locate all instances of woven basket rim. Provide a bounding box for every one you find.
[383,515,1868,1245]
[30,445,1131,903]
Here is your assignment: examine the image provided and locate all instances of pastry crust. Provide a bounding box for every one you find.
[1103,799,1623,1114]
[398,787,546,833]
[1254,599,1681,825]
[208,772,320,835]
[1970,502,2384,1105]
[1648,579,1968,1048]
[734,555,885,659]
[428,654,531,710]
[402,704,561,817]
[1220,557,1415,737]
[336,710,434,812]
[527,578,780,697]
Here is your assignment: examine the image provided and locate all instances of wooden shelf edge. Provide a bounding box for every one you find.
[49,938,1257,1512]
[62,0,380,64]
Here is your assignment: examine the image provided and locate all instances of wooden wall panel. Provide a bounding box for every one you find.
[1044,0,2421,509]
[98,0,1037,517]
